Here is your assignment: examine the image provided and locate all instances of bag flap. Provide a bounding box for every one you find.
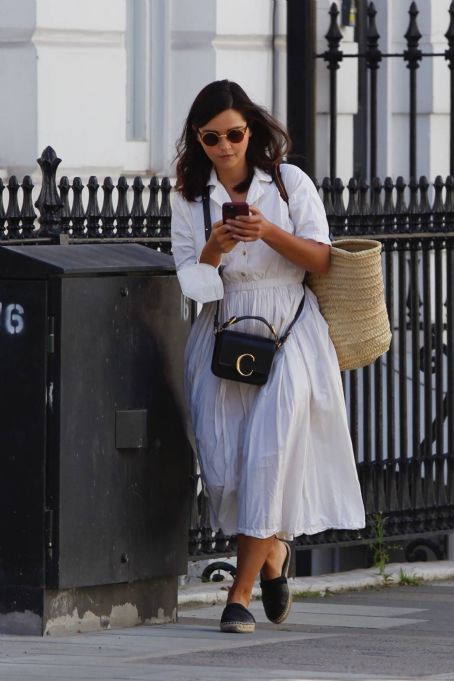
[215,330,276,375]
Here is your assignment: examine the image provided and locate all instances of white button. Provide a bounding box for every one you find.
[242,250,247,256]
[241,272,246,277]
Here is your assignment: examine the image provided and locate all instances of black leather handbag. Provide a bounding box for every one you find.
[211,306,304,386]
[202,185,305,386]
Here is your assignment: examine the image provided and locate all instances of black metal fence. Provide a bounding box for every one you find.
[2,148,453,563]
[190,174,454,562]
[294,174,454,558]
[325,0,454,179]
[0,147,172,250]
[288,1,454,181]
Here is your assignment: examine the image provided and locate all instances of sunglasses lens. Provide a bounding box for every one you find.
[227,129,245,143]
[201,132,219,146]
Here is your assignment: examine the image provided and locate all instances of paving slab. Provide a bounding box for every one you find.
[180,601,428,629]
[0,624,337,681]
[1,566,454,680]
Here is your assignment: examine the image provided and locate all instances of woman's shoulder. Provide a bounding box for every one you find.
[278,163,315,194]
[171,188,196,224]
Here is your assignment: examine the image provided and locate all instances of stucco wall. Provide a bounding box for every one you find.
[0,0,450,181]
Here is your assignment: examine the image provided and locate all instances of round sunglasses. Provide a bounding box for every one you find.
[199,125,248,147]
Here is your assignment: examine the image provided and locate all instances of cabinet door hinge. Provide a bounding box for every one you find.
[44,508,54,556]
[47,316,55,354]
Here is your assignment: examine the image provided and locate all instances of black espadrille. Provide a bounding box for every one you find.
[220,602,256,633]
[260,540,292,624]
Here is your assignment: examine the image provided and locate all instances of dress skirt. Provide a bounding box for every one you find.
[184,276,366,539]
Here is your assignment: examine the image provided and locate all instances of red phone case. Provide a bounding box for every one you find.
[222,202,249,223]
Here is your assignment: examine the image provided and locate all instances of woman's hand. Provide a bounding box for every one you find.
[199,219,238,267]
[228,206,330,275]
[226,206,273,242]
[211,219,238,253]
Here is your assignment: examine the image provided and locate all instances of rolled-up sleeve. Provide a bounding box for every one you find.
[171,190,224,304]
[281,164,331,245]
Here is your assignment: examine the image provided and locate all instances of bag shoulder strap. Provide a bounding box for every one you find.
[273,164,289,205]
[202,188,212,241]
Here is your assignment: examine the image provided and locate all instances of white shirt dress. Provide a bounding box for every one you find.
[171,164,366,538]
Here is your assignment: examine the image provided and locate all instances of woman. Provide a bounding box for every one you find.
[171,80,365,633]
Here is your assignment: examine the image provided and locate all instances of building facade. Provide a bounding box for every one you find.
[0,0,451,182]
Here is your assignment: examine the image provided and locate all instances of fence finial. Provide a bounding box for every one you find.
[324,2,343,70]
[404,3,422,57]
[366,2,382,70]
[20,176,37,235]
[6,176,21,236]
[131,177,145,236]
[0,179,5,235]
[35,146,63,237]
[101,177,115,235]
[444,2,454,74]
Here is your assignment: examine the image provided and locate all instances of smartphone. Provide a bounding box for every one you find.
[222,201,249,223]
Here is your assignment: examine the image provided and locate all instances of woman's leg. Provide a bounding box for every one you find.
[227,534,288,607]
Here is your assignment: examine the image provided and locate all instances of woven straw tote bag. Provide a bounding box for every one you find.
[306,239,392,371]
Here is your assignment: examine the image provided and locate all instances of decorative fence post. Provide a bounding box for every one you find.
[34,146,63,238]
[323,3,343,180]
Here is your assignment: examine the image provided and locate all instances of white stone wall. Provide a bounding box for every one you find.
[0,0,130,177]
[0,0,451,182]
[168,0,286,176]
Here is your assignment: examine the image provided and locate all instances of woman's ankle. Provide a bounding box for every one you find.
[260,538,286,581]
[227,581,252,608]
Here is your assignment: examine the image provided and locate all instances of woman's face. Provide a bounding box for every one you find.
[197,108,251,175]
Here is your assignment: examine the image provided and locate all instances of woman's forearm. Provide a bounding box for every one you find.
[262,225,330,274]
[199,240,223,268]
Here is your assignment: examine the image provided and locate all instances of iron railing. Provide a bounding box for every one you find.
[288,1,454,180]
[2,148,453,563]
[323,0,454,179]
[190,174,454,562]
[0,147,172,251]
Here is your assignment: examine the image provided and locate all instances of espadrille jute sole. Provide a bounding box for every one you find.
[220,602,256,633]
[271,590,293,625]
[219,620,256,633]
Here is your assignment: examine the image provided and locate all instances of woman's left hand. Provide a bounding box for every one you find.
[226,206,274,242]
[226,205,331,274]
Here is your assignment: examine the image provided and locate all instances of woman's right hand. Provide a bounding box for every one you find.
[199,219,238,267]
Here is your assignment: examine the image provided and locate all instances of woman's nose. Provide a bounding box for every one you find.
[218,137,232,151]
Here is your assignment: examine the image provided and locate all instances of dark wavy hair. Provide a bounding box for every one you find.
[175,80,291,202]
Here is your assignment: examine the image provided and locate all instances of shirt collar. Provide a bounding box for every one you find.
[206,166,273,207]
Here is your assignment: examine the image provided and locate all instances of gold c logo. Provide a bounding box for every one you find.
[236,353,255,377]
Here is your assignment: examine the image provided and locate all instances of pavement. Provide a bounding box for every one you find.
[1,561,454,681]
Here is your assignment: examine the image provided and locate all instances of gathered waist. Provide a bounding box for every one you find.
[223,275,303,293]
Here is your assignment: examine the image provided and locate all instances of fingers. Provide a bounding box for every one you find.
[212,210,268,246]
[210,223,237,252]
[231,232,259,242]
[225,215,264,242]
